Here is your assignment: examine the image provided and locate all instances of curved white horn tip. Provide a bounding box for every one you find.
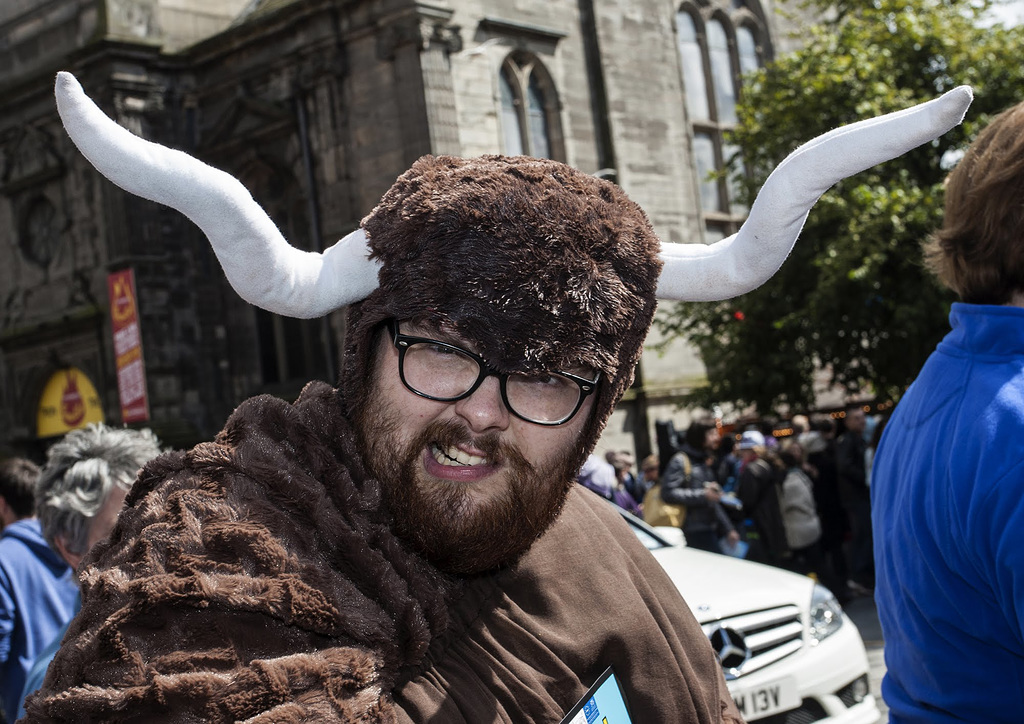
[944,85,974,121]
[55,71,82,98]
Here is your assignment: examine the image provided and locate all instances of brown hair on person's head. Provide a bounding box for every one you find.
[924,101,1024,304]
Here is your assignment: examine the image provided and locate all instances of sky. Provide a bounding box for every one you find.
[985,0,1024,25]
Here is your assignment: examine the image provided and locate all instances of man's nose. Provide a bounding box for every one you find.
[453,374,511,433]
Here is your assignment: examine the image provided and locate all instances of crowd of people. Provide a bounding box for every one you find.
[577,406,886,603]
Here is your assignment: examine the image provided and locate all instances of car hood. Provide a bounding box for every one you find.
[649,545,815,625]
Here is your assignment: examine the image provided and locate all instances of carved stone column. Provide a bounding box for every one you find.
[377,4,462,162]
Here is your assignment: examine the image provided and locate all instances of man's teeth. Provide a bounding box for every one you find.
[432,444,489,467]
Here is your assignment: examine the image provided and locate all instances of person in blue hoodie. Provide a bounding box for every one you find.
[0,458,76,723]
[872,100,1024,722]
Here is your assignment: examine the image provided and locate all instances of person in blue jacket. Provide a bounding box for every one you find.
[0,458,76,723]
[16,424,163,721]
[872,100,1024,722]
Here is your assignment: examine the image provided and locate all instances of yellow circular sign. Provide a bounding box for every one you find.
[36,368,105,438]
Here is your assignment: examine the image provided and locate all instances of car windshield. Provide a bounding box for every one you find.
[620,510,672,551]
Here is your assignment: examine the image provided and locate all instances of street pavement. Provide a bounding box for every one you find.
[843,594,889,722]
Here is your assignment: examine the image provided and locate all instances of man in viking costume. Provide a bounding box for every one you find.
[21,73,971,723]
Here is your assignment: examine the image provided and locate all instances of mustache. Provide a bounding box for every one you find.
[418,419,534,474]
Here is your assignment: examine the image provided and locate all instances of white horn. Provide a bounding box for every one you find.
[54,71,380,318]
[657,85,973,301]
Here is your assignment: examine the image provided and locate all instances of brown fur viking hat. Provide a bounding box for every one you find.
[53,71,973,453]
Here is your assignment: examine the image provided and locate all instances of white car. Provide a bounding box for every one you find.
[622,511,881,723]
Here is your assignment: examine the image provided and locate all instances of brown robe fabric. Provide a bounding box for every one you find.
[394,489,743,723]
[23,382,740,723]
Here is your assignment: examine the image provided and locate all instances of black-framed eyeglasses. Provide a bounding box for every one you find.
[388,320,600,426]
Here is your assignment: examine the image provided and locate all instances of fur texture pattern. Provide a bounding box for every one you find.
[23,383,458,723]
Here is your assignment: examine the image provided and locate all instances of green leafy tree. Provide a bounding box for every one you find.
[657,0,1024,414]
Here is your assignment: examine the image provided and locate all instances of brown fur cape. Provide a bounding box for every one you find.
[23,381,741,723]
[23,382,458,722]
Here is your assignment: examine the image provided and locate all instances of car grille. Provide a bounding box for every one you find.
[702,604,803,680]
[837,675,869,707]
[755,699,827,724]
[751,675,870,723]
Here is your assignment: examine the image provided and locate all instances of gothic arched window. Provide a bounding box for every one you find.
[499,54,562,159]
[676,3,770,241]
[19,195,61,268]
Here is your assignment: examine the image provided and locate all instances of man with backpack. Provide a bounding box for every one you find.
[660,421,739,554]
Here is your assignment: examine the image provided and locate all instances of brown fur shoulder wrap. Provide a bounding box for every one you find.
[23,382,458,723]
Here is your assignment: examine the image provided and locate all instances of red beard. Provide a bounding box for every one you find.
[355,407,579,576]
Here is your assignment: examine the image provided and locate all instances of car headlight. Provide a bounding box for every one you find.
[808,583,844,644]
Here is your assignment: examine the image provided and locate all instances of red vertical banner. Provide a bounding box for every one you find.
[107,269,150,423]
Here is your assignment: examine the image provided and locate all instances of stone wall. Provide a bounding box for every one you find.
[0,0,800,459]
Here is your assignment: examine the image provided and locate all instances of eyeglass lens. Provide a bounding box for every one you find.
[401,341,583,423]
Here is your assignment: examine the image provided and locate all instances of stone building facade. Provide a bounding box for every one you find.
[0,0,797,460]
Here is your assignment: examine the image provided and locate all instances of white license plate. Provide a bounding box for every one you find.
[731,677,800,720]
